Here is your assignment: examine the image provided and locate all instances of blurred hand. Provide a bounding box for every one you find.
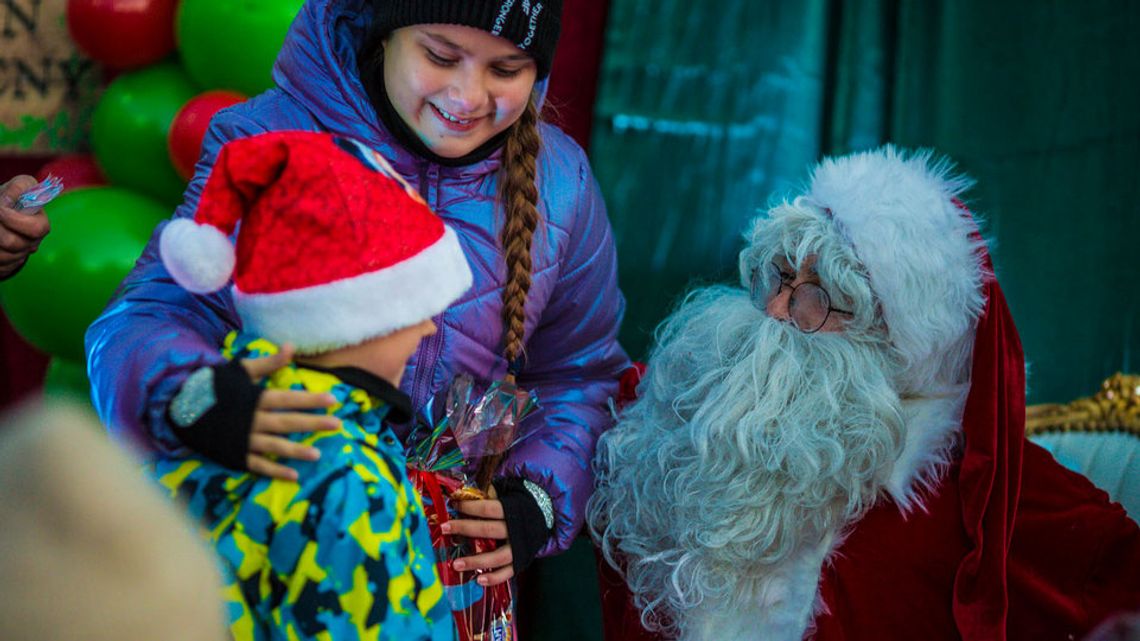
[240,343,340,481]
[0,176,52,279]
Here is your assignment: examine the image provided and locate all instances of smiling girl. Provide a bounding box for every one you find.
[86,0,629,632]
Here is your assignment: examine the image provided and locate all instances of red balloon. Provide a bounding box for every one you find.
[35,154,107,192]
[67,0,178,69]
[167,90,246,181]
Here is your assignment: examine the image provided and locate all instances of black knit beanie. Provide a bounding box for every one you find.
[373,0,563,79]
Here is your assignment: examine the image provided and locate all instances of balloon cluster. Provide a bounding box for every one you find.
[0,0,304,399]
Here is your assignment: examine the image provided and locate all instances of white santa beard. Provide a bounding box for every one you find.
[589,287,906,640]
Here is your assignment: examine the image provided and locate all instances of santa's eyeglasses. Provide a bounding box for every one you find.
[751,262,853,333]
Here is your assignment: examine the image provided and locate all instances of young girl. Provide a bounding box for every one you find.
[86,0,628,591]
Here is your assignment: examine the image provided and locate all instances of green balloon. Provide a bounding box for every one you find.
[177,0,305,97]
[44,358,92,402]
[0,187,168,362]
[90,62,198,206]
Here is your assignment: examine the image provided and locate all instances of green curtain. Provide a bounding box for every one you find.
[592,1,833,359]
[593,0,1139,405]
[888,1,1140,405]
[531,2,1140,640]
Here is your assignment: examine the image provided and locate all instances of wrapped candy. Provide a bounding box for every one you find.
[14,175,64,211]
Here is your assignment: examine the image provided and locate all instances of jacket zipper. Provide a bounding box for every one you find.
[411,163,444,411]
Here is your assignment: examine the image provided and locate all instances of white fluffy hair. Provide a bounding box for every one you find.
[739,199,884,342]
[589,202,908,637]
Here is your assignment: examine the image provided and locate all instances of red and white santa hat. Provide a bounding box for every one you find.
[806,145,988,396]
[159,131,473,354]
[806,151,1033,639]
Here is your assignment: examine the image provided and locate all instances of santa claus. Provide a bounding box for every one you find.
[589,146,1140,641]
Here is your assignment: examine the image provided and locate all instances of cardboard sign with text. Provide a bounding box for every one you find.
[1,0,102,155]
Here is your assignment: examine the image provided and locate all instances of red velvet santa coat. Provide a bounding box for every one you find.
[599,271,1140,641]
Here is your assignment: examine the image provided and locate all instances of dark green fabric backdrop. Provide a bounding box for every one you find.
[594,0,1139,406]
[531,2,1140,640]
[886,1,1140,405]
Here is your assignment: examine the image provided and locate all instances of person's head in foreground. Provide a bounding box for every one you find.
[0,401,227,641]
[589,145,989,640]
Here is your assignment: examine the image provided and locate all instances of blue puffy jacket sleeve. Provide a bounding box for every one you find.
[85,109,270,452]
[502,155,630,556]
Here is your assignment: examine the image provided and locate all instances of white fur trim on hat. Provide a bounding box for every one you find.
[808,145,987,396]
[233,225,473,354]
[159,218,236,294]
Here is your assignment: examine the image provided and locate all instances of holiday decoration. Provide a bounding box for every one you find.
[89,62,198,205]
[43,357,92,400]
[66,0,178,69]
[176,0,306,96]
[35,154,107,191]
[167,90,246,181]
[90,61,197,203]
[0,187,167,361]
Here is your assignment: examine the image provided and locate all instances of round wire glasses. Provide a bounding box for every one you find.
[750,261,853,333]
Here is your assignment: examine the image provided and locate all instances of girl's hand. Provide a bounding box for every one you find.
[240,344,340,481]
[443,499,515,586]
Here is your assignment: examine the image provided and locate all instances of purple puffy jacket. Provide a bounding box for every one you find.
[84,0,629,556]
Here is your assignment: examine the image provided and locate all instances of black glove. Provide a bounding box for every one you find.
[166,359,262,470]
[493,476,554,575]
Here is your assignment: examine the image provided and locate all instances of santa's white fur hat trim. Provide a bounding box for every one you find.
[807,145,987,395]
[234,225,472,354]
[159,218,236,295]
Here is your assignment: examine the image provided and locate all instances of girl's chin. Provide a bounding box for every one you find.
[425,139,480,158]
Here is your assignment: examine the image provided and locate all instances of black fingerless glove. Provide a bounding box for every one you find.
[493,477,554,575]
[166,359,262,470]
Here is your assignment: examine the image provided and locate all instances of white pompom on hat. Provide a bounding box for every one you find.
[159,131,473,354]
[806,145,988,394]
[159,217,235,294]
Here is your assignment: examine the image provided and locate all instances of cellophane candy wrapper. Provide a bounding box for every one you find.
[406,374,540,641]
[14,174,63,211]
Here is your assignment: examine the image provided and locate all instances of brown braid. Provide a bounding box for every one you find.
[473,96,542,492]
[498,96,541,383]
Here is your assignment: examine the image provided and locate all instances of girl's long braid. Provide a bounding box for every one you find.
[476,96,541,492]
[498,96,541,384]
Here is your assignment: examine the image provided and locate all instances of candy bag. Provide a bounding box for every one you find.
[407,374,540,641]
